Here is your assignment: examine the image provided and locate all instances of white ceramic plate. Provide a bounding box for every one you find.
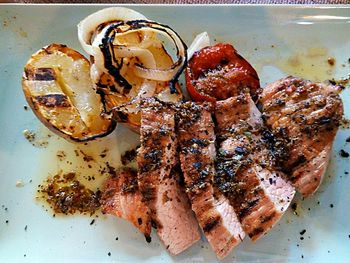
[0,5,349,263]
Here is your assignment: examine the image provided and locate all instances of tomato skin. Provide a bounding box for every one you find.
[185,43,260,102]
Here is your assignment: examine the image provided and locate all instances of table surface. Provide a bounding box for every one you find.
[1,0,350,4]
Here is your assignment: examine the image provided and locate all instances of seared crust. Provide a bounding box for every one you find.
[177,101,245,259]
[101,169,152,241]
[215,94,295,241]
[260,76,343,196]
[138,98,200,255]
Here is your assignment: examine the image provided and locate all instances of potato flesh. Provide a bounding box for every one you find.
[23,44,113,141]
[28,52,103,130]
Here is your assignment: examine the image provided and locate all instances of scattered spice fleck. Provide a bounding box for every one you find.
[300,229,306,235]
[291,202,299,215]
[330,204,334,208]
[339,149,349,158]
[301,255,304,259]
[115,237,119,241]
[23,129,36,143]
[24,105,28,110]
[56,151,67,161]
[346,137,350,143]
[80,150,94,162]
[300,237,304,240]
[16,180,24,187]
[90,219,95,225]
[5,220,9,224]
[99,149,108,158]
[121,148,138,165]
[24,225,27,231]
[38,171,101,215]
[24,254,26,257]
[108,252,111,256]
[327,57,335,66]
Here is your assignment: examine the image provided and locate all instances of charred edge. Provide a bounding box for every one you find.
[248,227,264,239]
[238,198,260,219]
[141,185,156,203]
[151,219,162,230]
[284,155,307,179]
[34,94,70,108]
[25,67,56,81]
[260,211,277,224]
[117,19,188,95]
[203,215,221,233]
[69,120,116,143]
[121,177,138,194]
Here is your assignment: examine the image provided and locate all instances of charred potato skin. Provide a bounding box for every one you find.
[22,44,116,142]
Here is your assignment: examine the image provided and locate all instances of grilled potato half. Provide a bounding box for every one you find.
[22,44,116,142]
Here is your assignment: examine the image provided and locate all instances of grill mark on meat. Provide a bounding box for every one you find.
[248,227,264,239]
[100,169,152,242]
[203,215,221,233]
[260,211,277,224]
[259,76,343,196]
[215,94,295,241]
[177,101,245,259]
[238,198,260,219]
[138,97,200,255]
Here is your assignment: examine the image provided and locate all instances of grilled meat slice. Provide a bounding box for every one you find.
[215,94,295,241]
[101,169,152,241]
[138,98,200,255]
[177,102,245,259]
[259,76,344,196]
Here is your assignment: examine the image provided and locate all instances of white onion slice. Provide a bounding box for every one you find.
[187,32,210,60]
[77,7,148,56]
[120,25,186,83]
[94,21,187,94]
[113,46,156,69]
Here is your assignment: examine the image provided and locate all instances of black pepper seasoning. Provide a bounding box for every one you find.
[339,149,349,158]
[108,252,111,256]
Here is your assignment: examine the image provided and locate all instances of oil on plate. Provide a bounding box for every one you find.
[0,5,349,263]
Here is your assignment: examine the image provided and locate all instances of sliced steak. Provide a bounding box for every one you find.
[176,102,245,259]
[101,169,152,241]
[259,76,343,196]
[215,94,295,241]
[138,98,200,255]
